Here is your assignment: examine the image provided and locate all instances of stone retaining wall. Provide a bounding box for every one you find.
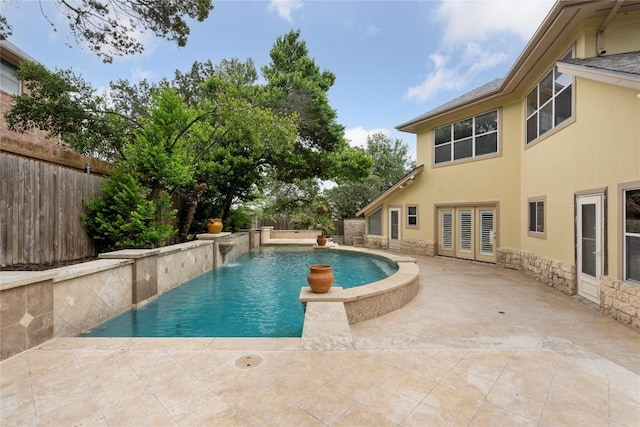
[600,276,640,331]
[400,239,435,256]
[0,233,257,360]
[343,219,365,245]
[364,235,388,250]
[497,248,576,296]
[1,273,55,360]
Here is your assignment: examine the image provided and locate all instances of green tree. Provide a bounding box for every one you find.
[1,0,213,63]
[84,164,176,251]
[262,29,370,183]
[326,132,416,218]
[5,61,134,160]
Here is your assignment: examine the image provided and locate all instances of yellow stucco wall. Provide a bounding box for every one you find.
[390,101,523,249]
[380,8,639,279]
[521,79,640,271]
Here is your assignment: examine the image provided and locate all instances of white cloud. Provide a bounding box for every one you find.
[436,0,554,45]
[268,0,303,22]
[345,127,388,148]
[405,0,553,103]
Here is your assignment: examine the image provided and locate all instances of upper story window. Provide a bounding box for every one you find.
[0,59,21,95]
[526,51,573,144]
[434,110,498,165]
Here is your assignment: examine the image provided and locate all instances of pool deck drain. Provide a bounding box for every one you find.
[235,355,262,368]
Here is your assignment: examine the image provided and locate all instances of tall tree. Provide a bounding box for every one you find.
[262,29,366,182]
[366,132,416,189]
[326,133,416,218]
[1,0,213,63]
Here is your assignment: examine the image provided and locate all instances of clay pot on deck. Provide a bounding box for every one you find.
[307,264,334,293]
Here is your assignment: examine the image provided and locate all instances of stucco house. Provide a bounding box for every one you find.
[356,0,640,330]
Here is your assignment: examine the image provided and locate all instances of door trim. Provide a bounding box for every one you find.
[388,206,401,250]
[576,193,604,303]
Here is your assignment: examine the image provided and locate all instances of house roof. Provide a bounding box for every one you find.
[0,39,34,64]
[355,165,424,217]
[396,79,504,131]
[557,51,640,90]
[396,0,640,134]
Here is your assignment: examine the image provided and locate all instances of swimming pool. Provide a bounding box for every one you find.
[80,247,398,338]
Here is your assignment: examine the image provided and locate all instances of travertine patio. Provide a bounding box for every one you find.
[1,254,639,426]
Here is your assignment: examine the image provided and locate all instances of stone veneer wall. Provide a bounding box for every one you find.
[345,278,419,324]
[364,235,388,250]
[400,239,435,256]
[343,219,365,245]
[1,277,54,360]
[1,234,259,360]
[600,276,640,331]
[157,241,214,294]
[497,248,576,296]
[53,260,133,337]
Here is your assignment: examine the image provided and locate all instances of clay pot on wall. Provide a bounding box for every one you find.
[207,218,223,234]
[316,235,327,246]
[307,264,334,293]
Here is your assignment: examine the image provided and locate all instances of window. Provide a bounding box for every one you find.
[526,51,573,144]
[407,205,418,228]
[368,208,382,236]
[528,197,545,237]
[624,188,640,283]
[434,110,498,164]
[1,59,21,95]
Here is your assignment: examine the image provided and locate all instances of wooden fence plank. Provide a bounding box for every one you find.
[0,152,105,267]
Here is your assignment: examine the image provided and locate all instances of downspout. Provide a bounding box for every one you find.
[597,0,624,56]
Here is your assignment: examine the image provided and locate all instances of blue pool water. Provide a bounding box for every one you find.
[81,247,398,338]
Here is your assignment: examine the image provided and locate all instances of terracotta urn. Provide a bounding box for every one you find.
[307,264,334,293]
[316,235,327,246]
[207,218,223,234]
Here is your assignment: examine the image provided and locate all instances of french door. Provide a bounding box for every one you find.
[438,206,496,263]
[577,195,603,303]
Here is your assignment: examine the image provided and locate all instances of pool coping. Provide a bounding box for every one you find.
[299,246,419,324]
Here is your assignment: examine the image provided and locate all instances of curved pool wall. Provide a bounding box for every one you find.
[299,247,419,324]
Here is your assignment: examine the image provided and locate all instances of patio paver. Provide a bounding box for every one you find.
[1,254,638,426]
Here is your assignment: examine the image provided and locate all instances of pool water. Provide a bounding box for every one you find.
[81,247,398,338]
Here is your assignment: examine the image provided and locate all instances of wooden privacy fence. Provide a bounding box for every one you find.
[0,152,105,266]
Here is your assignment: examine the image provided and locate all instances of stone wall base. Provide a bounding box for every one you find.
[600,276,640,331]
[400,239,435,256]
[497,248,576,296]
[364,235,388,250]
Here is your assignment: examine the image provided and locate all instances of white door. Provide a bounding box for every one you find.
[389,207,401,250]
[455,209,474,260]
[477,208,496,263]
[577,195,603,303]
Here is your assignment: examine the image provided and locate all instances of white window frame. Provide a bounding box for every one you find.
[623,186,640,284]
[433,109,499,165]
[528,196,546,238]
[525,50,574,146]
[406,204,418,229]
[1,59,21,96]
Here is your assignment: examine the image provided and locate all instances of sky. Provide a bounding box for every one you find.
[2,0,555,158]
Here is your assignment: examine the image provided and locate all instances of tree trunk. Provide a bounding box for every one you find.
[180,183,207,241]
